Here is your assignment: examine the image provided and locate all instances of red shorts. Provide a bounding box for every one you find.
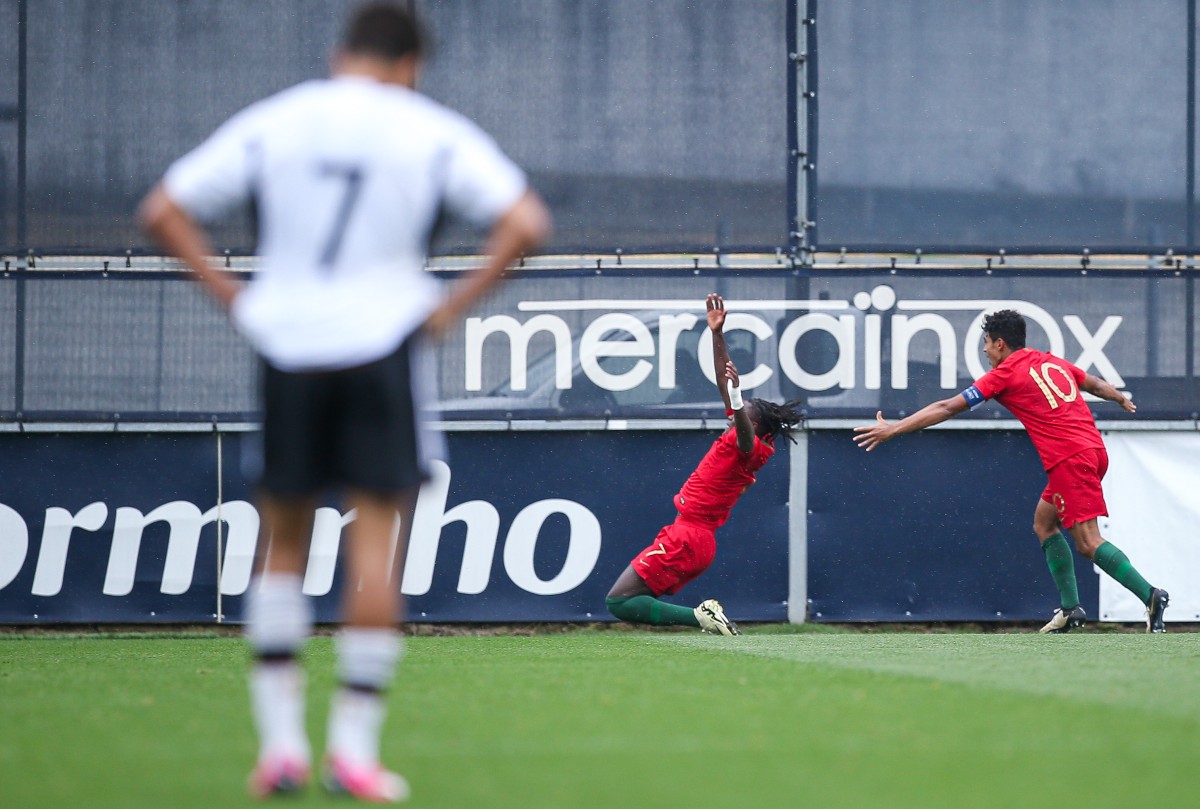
[1042,447,1109,529]
[631,517,717,597]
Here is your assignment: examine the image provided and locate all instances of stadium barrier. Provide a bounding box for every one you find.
[1,260,1197,624]
[0,428,790,624]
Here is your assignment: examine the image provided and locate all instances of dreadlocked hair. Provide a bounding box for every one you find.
[746,398,806,444]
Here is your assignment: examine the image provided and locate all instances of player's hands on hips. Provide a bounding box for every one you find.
[853,411,894,452]
[706,293,726,331]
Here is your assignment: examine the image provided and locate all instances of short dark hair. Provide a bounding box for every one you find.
[746,399,805,444]
[341,3,425,61]
[982,309,1026,349]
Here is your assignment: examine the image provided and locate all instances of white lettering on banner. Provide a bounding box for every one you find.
[891,314,957,390]
[465,314,572,391]
[464,290,1126,395]
[658,313,700,387]
[32,502,108,596]
[217,501,261,595]
[0,462,602,600]
[580,313,656,392]
[104,501,257,596]
[302,507,357,597]
[0,504,29,590]
[503,499,601,595]
[1063,315,1125,386]
[402,461,598,598]
[778,314,857,391]
[697,313,773,389]
[403,460,500,596]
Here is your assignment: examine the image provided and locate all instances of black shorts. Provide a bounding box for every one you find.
[258,337,441,497]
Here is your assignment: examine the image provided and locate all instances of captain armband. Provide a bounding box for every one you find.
[727,379,745,411]
[960,384,986,410]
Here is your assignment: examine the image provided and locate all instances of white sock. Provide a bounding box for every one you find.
[327,628,404,767]
[245,573,311,655]
[327,687,387,767]
[245,574,312,762]
[250,662,311,762]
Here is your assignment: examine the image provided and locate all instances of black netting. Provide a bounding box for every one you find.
[5,0,1200,256]
[0,277,14,411]
[13,274,257,416]
[816,0,1191,249]
[0,0,18,249]
[1,0,787,255]
[7,268,1196,421]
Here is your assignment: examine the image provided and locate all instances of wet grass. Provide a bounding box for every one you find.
[0,626,1196,807]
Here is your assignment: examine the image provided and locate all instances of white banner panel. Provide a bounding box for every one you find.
[1099,432,1200,624]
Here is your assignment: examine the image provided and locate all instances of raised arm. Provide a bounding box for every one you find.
[723,360,756,454]
[853,395,969,452]
[707,294,755,453]
[1081,373,1136,414]
[707,293,733,409]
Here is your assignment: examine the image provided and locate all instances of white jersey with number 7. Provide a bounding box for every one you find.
[164,75,527,371]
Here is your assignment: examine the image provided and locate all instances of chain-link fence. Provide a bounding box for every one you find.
[0,0,787,255]
[4,260,1196,421]
[3,1,1198,255]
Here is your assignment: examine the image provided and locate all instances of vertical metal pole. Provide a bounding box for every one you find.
[215,430,224,624]
[786,0,800,260]
[14,0,27,415]
[155,281,166,410]
[16,0,26,248]
[784,0,813,404]
[1188,0,1196,380]
[805,0,819,254]
[788,0,818,265]
[1189,0,1196,252]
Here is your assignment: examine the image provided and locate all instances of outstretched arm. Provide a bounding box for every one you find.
[1081,374,1136,414]
[853,395,969,452]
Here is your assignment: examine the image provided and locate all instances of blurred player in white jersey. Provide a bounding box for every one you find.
[139,2,550,801]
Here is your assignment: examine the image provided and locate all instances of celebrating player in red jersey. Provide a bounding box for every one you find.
[605,294,803,635]
[854,309,1170,633]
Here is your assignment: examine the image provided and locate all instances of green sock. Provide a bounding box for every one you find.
[606,595,701,628]
[1041,532,1080,610]
[1092,541,1154,604]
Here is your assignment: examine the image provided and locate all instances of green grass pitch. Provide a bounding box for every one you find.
[1,625,1197,808]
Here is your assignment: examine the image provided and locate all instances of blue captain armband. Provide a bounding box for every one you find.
[960,384,986,410]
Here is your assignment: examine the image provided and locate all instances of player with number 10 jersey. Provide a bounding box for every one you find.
[967,348,1103,472]
[854,308,1169,635]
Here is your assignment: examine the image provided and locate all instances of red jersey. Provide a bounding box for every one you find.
[672,429,775,528]
[967,347,1104,470]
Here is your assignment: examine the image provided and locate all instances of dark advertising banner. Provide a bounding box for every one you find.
[0,433,224,623]
[805,428,1100,622]
[0,431,789,624]
[433,269,1199,421]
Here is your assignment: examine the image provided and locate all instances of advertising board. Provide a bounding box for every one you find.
[0,431,790,624]
[434,270,1199,421]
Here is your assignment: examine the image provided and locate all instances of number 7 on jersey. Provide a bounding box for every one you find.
[317,163,364,269]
